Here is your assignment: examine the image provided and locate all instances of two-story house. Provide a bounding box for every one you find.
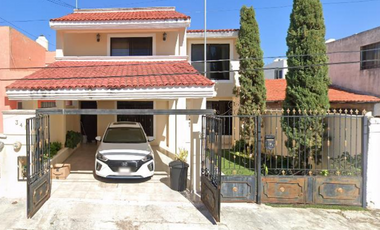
[326,26,380,115]
[2,7,241,195]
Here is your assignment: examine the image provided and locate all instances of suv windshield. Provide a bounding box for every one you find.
[103,127,147,143]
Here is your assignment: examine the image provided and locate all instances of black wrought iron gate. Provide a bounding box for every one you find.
[206,110,367,208]
[201,116,222,222]
[26,115,51,218]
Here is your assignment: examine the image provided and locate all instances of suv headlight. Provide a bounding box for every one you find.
[142,153,153,162]
[96,152,108,162]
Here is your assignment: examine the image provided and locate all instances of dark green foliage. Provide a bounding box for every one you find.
[236,5,266,114]
[236,6,266,152]
[231,139,247,153]
[50,142,62,158]
[282,0,330,165]
[65,130,81,149]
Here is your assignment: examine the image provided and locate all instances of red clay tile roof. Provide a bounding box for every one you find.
[266,79,380,103]
[187,29,239,33]
[6,61,214,90]
[50,11,190,22]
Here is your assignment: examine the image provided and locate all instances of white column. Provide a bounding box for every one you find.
[167,100,176,153]
[176,98,189,154]
[190,97,206,193]
[366,117,380,209]
[56,31,64,58]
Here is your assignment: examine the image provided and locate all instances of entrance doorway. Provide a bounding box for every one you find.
[80,101,97,142]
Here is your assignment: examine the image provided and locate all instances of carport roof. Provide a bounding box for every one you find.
[6,61,214,91]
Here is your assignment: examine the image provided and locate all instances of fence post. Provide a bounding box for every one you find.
[257,116,262,204]
[362,115,369,208]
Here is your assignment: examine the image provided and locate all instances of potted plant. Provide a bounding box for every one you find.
[168,148,189,191]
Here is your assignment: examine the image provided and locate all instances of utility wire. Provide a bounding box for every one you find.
[0,16,56,48]
[1,58,379,82]
[189,0,380,13]
[0,47,379,71]
[45,0,75,9]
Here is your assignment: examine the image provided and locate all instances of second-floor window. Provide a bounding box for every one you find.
[274,69,283,79]
[361,41,380,70]
[111,37,153,56]
[191,44,230,80]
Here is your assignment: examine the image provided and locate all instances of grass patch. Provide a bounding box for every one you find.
[221,155,255,176]
[266,203,367,211]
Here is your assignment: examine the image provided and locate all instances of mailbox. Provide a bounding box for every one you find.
[265,135,275,150]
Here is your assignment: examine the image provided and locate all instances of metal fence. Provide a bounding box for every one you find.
[208,109,368,206]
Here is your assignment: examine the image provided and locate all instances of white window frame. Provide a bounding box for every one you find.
[188,39,234,83]
[107,33,157,56]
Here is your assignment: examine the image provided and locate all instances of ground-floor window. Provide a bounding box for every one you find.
[117,101,154,136]
[207,100,233,135]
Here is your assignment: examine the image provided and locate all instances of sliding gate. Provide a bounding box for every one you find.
[212,110,368,207]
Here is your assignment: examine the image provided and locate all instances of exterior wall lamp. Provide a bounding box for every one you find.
[96,33,101,42]
[163,32,167,41]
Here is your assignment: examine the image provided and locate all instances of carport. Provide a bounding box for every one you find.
[24,108,223,222]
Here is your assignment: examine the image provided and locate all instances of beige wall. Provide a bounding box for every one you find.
[97,101,116,137]
[62,31,180,56]
[187,38,239,98]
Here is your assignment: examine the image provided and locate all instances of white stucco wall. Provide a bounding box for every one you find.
[366,117,380,209]
[264,59,288,79]
[0,110,35,198]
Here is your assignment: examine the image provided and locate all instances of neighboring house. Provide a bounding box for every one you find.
[327,26,380,100]
[265,79,380,112]
[0,27,54,133]
[264,58,288,79]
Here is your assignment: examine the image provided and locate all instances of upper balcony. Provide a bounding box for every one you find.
[51,7,190,59]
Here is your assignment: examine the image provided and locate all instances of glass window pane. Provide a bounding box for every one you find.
[103,128,147,143]
[111,37,152,56]
[130,38,153,56]
[361,42,380,70]
[191,44,230,80]
[111,38,130,56]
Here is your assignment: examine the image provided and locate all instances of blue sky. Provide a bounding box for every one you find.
[1,0,379,63]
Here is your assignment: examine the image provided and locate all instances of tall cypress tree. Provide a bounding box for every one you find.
[235,6,266,152]
[236,6,266,114]
[282,0,330,168]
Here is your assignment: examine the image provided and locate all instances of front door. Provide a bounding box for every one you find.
[201,116,222,222]
[26,115,51,218]
[81,101,97,142]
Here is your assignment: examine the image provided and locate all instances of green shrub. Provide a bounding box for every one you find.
[50,142,62,158]
[65,130,81,149]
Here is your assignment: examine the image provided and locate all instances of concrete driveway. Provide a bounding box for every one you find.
[0,144,379,230]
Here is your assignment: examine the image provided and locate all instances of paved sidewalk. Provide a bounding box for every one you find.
[0,191,379,230]
[0,144,379,230]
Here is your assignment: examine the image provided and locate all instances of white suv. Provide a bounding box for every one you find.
[95,122,155,179]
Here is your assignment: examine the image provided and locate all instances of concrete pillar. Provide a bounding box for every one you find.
[366,117,380,209]
[190,97,206,193]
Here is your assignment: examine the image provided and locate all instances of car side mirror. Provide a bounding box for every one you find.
[148,137,155,142]
[95,136,101,141]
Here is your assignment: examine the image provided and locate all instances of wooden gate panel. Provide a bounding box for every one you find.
[221,176,255,202]
[314,177,362,206]
[261,176,306,204]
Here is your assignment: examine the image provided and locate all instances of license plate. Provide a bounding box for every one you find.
[118,167,131,174]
